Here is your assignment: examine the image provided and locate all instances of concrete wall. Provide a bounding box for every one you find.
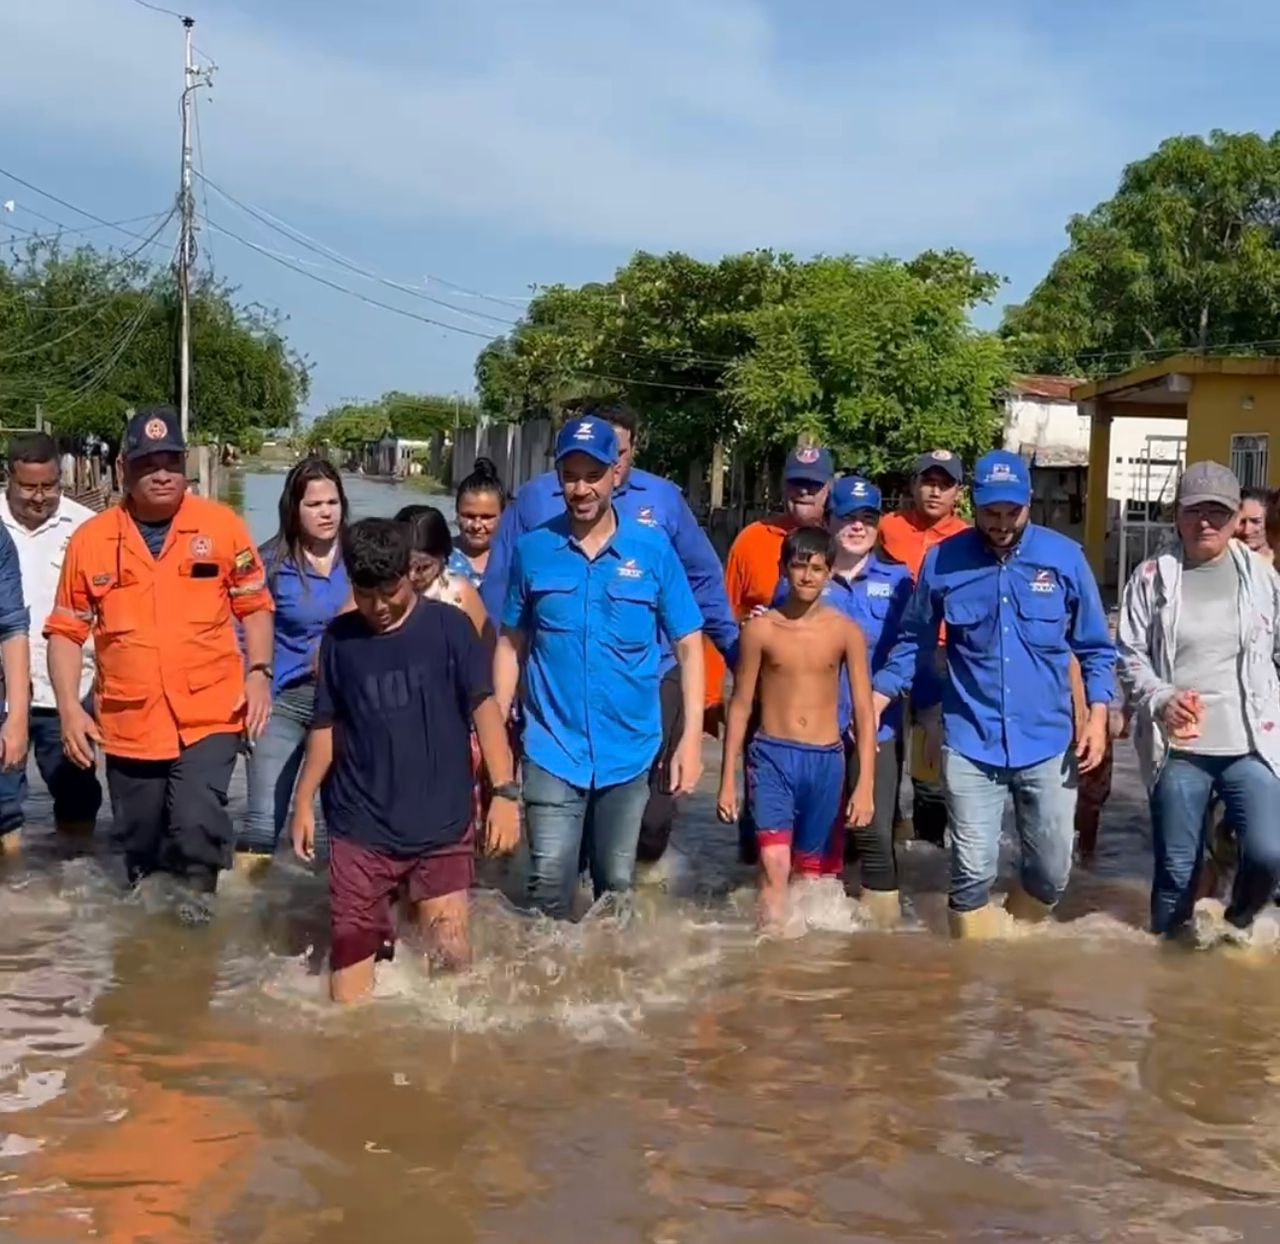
[1185,374,1280,486]
[1004,395,1187,501]
[451,419,554,494]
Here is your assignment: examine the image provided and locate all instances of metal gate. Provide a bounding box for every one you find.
[1116,433,1187,587]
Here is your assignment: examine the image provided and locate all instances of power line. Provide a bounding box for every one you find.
[202,212,722,394]
[196,173,521,329]
[0,164,174,248]
[130,0,190,18]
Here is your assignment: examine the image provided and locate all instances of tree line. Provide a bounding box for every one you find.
[3,128,1277,470]
[477,129,1280,481]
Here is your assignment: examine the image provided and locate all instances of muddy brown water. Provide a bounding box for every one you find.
[6,733,1280,1243]
[7,472,1280,1240]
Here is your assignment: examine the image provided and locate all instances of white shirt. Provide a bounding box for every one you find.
[0,494,97,709]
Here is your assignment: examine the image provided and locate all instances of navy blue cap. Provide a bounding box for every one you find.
[912,449,963,483]
[122,405,185,462]
[830,475,883,518]
[972,450,1031,508]
[555,415,618,466]
[784,445,834,485]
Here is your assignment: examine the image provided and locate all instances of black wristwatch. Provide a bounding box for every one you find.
[247,663,274,680]
[491,782,520,802]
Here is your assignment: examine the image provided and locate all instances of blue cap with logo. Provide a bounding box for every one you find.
[784,445,835,486]
[830,475,883,518]
[122,405,186,462]
[972,450,1031,508]
[554,415,618,467]
[912,449,963,483]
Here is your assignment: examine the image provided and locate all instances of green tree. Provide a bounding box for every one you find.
[306,391,477,451]
[1002,130,1280,375]
[477,248,1008,478]
[0,237,309,443]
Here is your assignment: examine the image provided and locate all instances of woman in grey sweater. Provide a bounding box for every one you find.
[1116,461,1280,944]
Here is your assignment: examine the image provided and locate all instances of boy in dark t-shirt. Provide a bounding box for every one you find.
[290,519,519,1004]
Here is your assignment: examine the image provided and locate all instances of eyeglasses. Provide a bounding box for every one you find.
[14,481,60,499]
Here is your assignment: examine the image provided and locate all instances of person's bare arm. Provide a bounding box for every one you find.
[290,724,333,862]
[494,626,526,720]
[718,622,764,822]
[458,580,489,638]
[49,634,99,768]
[473,695,519,855]
[844,618,875,828]
[669,630,706,796]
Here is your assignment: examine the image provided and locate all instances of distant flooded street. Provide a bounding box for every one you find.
[5,472,1280,1242]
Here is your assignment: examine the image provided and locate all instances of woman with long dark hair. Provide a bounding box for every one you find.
[395,503,487,635]
[237,457,351,872]
[448,457,506,589]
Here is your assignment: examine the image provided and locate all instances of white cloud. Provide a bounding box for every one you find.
[1,0,1276,259]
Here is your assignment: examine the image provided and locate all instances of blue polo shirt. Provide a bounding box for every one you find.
[262,544,351,695]
[483,467,737,669]
[873,525,1116,770]
[771,556,913,742]
[503,512,703,789]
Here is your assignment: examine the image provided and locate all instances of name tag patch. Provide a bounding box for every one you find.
[1029,569,1057,594]
[616,559,643,580]
[867,582,892,598]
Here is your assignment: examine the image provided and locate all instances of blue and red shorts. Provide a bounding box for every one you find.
[747,734,844,876]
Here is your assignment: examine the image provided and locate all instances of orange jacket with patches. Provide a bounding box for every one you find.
[44,493,273,761]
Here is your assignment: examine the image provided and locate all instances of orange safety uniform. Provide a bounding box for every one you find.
[878,509,969,581]
[44,493,273,761]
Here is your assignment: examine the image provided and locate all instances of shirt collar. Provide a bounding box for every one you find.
[0,493,74,539]
[552,509,624,558]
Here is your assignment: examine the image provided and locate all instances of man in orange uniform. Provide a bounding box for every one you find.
[878,449,969,847]
[45,407,274,904]
[723,446,834,862]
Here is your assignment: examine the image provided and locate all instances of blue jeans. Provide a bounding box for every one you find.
[523,760,649,919]
[1150,751,1280,935]
[0,704,103,836]
[942,748,1077,913]
[239,684,321,856]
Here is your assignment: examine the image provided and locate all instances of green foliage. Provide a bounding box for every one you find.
[306,391,477,451]
[1002,130,1280,375]
[476,248,1009,477]
[0,237,309,444]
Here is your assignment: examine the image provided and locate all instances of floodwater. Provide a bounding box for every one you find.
[5,473,1280,1241]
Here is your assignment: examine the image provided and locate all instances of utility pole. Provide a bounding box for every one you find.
[177,16,214,442]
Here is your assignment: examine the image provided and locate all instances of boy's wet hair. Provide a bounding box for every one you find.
[343,518,410,590]
[780,525,837,568]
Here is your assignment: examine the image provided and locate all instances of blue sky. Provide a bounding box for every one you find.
[2,0,1278,415]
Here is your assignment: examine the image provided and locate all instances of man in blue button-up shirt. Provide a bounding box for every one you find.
[481,401,735,867]
[494,416,706,920]
[873,450,1115,937]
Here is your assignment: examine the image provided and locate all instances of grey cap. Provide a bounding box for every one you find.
[1177,460,1241,509]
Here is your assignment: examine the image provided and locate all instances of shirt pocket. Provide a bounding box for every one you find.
[1012,580,1068,649]
[942,586,993,649]
[528,575,580,632]
[605,578,658,649]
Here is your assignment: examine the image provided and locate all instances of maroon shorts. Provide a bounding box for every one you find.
[328,831,474,972]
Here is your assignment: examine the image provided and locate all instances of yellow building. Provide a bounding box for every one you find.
[1073,355,1280,584]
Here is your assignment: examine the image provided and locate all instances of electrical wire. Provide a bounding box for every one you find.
[191,93,215,274]
[0,164,176,247]
[130,0,190,18]
[203,211,722,394]
[0,210,177,359]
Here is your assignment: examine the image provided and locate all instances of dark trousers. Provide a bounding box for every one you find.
[0,706,103,836]
[1075,742,1113,857]
[105,731,241,892]
[844,735,904,891]
[635,668,687,864]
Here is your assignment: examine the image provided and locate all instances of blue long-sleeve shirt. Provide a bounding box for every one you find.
[873,525,1115,770]
[481,467,738,670]
[0,524,29,642]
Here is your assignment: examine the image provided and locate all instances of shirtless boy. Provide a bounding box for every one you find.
[717,526,877,927]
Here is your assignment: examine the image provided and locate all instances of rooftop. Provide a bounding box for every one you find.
[1071,355,1280,404]
[1010,374,1083,401]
